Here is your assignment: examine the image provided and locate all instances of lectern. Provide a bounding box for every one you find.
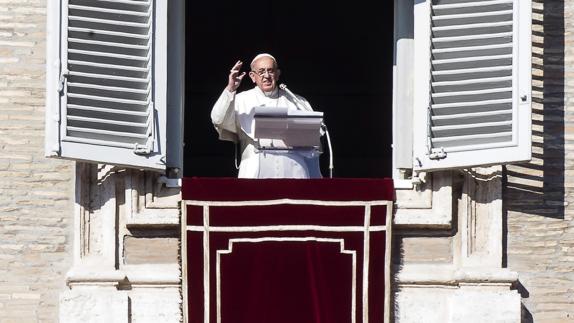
[252,107,324,178]
[253,106,323,148]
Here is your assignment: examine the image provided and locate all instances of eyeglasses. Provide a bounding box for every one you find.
[252,68,277,77]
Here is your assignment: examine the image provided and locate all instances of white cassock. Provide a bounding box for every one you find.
[211,86,322,179]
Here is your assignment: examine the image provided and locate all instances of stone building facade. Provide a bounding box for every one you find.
[505,0,574,320]
[0,0,573,322]
[0,1,74,321]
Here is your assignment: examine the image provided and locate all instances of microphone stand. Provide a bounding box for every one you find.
[322,122,334,178]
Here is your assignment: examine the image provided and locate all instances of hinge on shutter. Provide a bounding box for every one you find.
[133,144,152,155]
[57,70,69,94]
[428,147,447,160]
[133,102,155,155]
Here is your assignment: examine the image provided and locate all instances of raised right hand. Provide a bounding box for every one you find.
[226,60,246,92]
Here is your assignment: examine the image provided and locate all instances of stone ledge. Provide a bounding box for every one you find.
[125,210,180,229]
[66,264,181,287]
[66,266,126,287]
[395,264,518,286]
[123,264,180,286]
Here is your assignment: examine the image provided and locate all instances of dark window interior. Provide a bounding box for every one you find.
[184,1,394,178]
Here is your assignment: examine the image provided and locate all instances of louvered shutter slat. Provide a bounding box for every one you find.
[433,54,512,69]
[67,115,149,128]
[433,44,512,60]
[67,127,148,139]
[433,75,512,88]
[68,27,150,44]
[68,71,149,85]
[433,0,512,9]
[432,119,512,133]
[67,104,149,117]
[68,60,149,73]
[67,82,150,94]
[433,66,512,82]
[431,87,513,104]
[431,98,512,113]
[431,110,512,125]
[68,48,150,61]
[69,4,151,18]
[68,17,151,34]
[67,93,149,105]
[69,38,150,51]
[68,17,149,28]
[432,132,512,148]
[433,20,512,32]
[74,0,150,5]
[68,86,149,102]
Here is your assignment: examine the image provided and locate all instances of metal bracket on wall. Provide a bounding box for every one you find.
[158,176,181,188]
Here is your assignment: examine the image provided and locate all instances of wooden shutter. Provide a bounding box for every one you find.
[45,0,167,170]
[413,0,531,171]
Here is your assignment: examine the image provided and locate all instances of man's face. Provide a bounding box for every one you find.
[249,57,280,92]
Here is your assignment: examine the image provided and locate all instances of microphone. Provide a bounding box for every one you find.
[279,84,311,111]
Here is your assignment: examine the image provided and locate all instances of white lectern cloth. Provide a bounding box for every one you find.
[211,86,321,179]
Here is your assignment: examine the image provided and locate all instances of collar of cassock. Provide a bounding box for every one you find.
[255,86,279,99]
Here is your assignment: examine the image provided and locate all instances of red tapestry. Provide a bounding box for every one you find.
[183,178,393,323]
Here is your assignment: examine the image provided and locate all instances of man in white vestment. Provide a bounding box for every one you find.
[211,53,322,179]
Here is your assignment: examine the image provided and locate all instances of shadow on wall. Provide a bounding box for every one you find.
[503,0,565,219]
[502,1,565,322]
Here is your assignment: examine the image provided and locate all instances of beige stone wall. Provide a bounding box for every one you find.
[0,0,74,322]
[505,0,574,321]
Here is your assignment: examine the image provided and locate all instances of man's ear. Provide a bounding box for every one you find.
[249,71,257,83]
[276,69,281,79]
